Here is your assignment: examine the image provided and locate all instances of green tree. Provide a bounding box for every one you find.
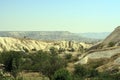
[0,51,23,79]
[39,53,67,79]
[21,50,67,79]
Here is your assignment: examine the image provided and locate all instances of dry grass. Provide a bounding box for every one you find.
[19,72,49,80]
[66,62,75,73]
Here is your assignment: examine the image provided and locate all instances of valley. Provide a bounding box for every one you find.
[0,26,120,80]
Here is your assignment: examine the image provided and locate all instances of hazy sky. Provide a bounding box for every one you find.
[0,0,120,32]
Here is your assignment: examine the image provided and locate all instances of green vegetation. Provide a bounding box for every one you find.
[73,64,120,80]
[0,50,67,80]
[108,42,116,47]
[0,51,23,79]
[49,47,58,54]
[58,48,65,53]
[21,50,67,79]
[52,68,72,80]
[0,50,120,80]
[64,54,72,60]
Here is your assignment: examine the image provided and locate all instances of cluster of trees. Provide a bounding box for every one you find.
[0,50,120,80]
[0,50,67,80]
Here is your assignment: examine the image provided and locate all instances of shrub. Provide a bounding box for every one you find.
[97,72,113,80]
[21,50,67,79]
[85,59,108,70]
[58,48,65,53]
[0,51,23,78]
[73,64,99,79]
[31,48,37,51]
[108,42,115,47]
[74,65,87,77]
[86,69,98,77]
[64,54,72,60]
[39,53,67,79]
[52,68,72,80]
[112,72,120,80]
[50,47,58,54]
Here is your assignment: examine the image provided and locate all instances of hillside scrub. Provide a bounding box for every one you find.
[0,51,23,79]
[0,51,120,80]
[0,50,67,80]
[108,42,116,47]
[52,68,72,80]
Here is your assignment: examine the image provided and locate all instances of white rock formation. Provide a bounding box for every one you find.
[0,37,91,52]
[76,48,120,64]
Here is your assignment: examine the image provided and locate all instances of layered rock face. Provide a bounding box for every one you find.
[102,26,120,45]
[103,26,120,44]
[76,47,120,64]
[0,37,91,52]
[76,26,120,72]
[89,26,120,50]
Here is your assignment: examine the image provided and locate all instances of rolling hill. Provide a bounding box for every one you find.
[0,31,99,42]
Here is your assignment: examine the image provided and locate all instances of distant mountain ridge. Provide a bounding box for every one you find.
[0,31,99,42]
[78,32,110,39]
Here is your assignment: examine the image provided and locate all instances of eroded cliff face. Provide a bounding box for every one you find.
[102,26,120,45]
[0,37,91,52]
[88,26,120,50]
[75,26,120,72]
[76,47,120,64]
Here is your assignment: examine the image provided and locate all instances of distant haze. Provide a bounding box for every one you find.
[79,32,110,39]
[0,31,109,42]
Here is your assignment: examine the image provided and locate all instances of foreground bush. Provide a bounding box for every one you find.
[21,50,67,79]
[73,64,99,79]
[0,51,23,78]
[52,68,72,80]
[74,65,87,77]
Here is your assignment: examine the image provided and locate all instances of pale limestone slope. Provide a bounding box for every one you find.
[76,47,120,64]
[0,37,91,52]
[0,37,49,52]
[75,26,120,72]
[103,26,120,45]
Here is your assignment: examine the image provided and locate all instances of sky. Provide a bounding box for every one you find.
[0,0,120,32]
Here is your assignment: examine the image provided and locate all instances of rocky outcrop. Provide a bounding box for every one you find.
[102,26,120,45]
[0,37,91,52]
[88,26,120,50]
[75,26,120,72]
[76,47,120,64]
[75,47,120,72]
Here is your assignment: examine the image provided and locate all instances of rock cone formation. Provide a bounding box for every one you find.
[102,26,120,46]
[76,26,120,72]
